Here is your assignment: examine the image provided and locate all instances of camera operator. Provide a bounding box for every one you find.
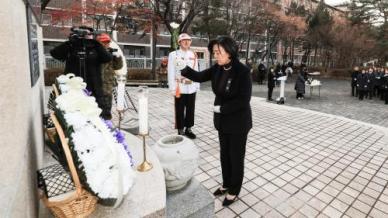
[96,33,123,120]
[50,26,113,114]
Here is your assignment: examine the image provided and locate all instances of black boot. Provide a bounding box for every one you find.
[185,128,196,139]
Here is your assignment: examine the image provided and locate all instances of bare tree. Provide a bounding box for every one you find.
[152,0,209,50]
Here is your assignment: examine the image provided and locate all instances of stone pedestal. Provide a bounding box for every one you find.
[166,178,214,218]
[40,131,166,218]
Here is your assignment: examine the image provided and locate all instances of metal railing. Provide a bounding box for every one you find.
[126,58,208,70]
[45,56,209,70]
[45,56,65,69]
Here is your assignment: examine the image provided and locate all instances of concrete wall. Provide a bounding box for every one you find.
[0,0,45,217]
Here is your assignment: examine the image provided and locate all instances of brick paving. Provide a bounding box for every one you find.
[247,78,388,128]
[45,82,388,217]
[129,87,388,218]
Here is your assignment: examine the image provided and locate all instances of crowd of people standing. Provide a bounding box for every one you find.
[351,66,388,104]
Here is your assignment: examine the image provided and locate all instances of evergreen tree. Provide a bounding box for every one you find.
[191,0,228,39]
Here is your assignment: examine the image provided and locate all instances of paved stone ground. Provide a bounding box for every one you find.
[44,82,388,218]
[124,87,388,218]
[201,77,388,128]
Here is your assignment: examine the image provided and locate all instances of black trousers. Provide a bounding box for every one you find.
[268,87,274,100]
[174,93,196,129]
[219,132,248,196]
[368,89,373,99]
[359,90,366,100]
[351,85,358,96]
[384,90,388,104]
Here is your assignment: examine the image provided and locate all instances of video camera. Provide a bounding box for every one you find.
[108,48,118,53]
[69,26,95,41]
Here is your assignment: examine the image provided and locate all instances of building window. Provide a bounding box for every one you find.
[124,45,146,58]
[158,47,169,57]
[41,14,52,26]
[196,52,204,59]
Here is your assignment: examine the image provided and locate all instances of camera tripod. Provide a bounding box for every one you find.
[112,86,139,133]
[112,87,137,113]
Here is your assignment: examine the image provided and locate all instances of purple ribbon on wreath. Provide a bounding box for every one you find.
[103,119,134,166]
[83,88,92,96]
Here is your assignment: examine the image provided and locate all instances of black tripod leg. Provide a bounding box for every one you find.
[125,89,137,112]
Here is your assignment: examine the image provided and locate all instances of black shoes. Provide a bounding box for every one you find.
[213,187,228,196]
[177,128,196,139]
[222,195,238,206]
[213,187,238,206]
[184,128,196,139]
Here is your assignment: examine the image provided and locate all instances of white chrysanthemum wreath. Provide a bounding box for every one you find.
[54,74,135,207]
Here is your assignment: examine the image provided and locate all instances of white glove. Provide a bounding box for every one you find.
[213,105,221,113]
[171,90,176,96]
[112,51,120,57]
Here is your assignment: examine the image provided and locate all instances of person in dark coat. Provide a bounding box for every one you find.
[374,67,383,99]
[257,62,266,84]
[367,68,375,99]
[357,69,369,100]
[281,64,287,76]
[181,36,252,207]
[382,68,388,104]
[267,67,276,101]
[295,67,307,99]
[351,66,360,97]
[50,27,113,113]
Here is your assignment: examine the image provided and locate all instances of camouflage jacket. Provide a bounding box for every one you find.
[101,54,123,95]
[157,66,168,81]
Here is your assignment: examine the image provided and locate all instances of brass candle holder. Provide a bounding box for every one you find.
[137,134,153,172]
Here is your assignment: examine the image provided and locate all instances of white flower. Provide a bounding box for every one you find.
[64,112,88,130]
[56,92,101,119]
[170,22,179,29]
[67,77,87,90]
[54,74,136,202]
[57,75,69,84]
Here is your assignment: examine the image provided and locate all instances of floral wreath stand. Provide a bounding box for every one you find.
[39,112,98,218]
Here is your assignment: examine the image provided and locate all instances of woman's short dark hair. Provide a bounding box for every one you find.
[208,36,238,60]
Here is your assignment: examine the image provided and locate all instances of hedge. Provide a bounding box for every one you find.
[44,68,156,86]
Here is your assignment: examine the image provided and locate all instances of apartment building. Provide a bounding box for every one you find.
[41,0,345,69]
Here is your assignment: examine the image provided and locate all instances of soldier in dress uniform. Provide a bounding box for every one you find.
[367,68,375,99]
[382,68,388,104]
[375,67,384,99]
[168,33,200,139]
[357,69,369,100]
[351,66,359,97]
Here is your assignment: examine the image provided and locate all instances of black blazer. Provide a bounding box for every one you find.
[182,59,252,134]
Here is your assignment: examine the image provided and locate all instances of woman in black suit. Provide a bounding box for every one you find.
[181,36,252,206]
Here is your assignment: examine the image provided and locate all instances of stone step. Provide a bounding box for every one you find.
[166,178,214,218]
